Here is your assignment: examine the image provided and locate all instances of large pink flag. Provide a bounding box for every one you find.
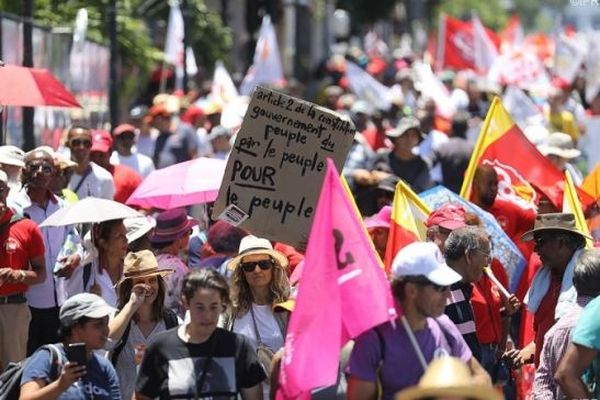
[276,159,396,399]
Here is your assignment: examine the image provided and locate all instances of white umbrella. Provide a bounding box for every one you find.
[40,197,142,227]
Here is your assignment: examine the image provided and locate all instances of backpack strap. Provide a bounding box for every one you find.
[72,165,92,195]
[163,308,179,329]
[273,309,290,338]
[82,262,92,291]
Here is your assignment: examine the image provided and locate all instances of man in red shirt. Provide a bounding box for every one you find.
[0,170,46,370]
[503,213,588,370]
[90,129,142,203]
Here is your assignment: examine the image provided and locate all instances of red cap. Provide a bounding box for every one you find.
[91,129,113,153]
[113,123,136,136]
[144,104,171,123]
[180,106,205,124]
[425,204,467,231]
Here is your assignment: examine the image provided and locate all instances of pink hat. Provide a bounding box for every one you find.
[425,204,466,231]
[364,206,392,230]
[90,130,113,153]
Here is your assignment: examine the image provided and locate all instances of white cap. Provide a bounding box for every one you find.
[0,146,25,167]
[124,216,155,244]
[391,242,462,286]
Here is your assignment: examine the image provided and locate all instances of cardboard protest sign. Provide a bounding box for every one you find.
[212,86,355,248]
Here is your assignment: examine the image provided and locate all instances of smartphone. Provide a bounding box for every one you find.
[65,342,87,366]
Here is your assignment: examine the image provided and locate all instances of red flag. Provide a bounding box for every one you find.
[500,14,524,52]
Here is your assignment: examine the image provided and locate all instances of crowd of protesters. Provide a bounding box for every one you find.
[2,25,600,400]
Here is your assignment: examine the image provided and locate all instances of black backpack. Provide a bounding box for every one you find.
[0,344,62,400]
[110,309,179,366]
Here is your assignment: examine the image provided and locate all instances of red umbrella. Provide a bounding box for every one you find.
[0,64,81,108]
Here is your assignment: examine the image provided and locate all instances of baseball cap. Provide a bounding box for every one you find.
[0,145,25,167]
[91,130,113,153]
[124,216,155,244]
[391,242,462,286]
[113,123,136,137]
[425,204,467,231]
[59,293,115,326]
[387,116,424,139]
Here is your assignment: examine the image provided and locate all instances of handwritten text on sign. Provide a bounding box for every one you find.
[213,87,355,247]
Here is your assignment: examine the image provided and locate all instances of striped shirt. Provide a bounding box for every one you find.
[532,296,592,400]
[445,281,481,361]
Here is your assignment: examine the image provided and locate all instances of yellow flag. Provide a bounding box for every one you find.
[563,170,593,248]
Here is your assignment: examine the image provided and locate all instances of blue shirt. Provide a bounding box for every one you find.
[21,344,121,399]
[572,296,600,398]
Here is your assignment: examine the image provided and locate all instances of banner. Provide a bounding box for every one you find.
[213,87,355,248]
[345,61,392,111]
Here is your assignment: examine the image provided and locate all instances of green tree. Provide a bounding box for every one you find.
[435,0,508,31]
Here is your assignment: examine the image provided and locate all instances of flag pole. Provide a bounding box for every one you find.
[400,315,428,370]
[459,96,499,199]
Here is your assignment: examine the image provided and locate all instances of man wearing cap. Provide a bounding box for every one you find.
[19,293,120,399]
[0,145,25,198]
[149,104,198,169]
[371,116,433,193]
[66,124,115,200]
[206,125,233,160]
[10,148,84,355]
[128,105,158,158]
[0,169,46,371]
[504,213,588,369]
[110,123,155,178]
[346,242,489,400]
[150,208,198,317]
[425,204,467,252]
[90,129,142,204]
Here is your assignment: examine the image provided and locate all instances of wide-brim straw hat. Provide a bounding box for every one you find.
[395,357,502,400]
[117,250,173,286]
[521,212,592,242]
[228,235,289,270]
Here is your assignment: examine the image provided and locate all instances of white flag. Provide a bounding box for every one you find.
[240,15,284,96]
[554,33,585,84]
[164,0,197,89]
[586,35,600,104]
[211,60,239,106]
[413,62,455,119]
[502,86,545,128]
[345,61,391,111]
[472,14,498,74]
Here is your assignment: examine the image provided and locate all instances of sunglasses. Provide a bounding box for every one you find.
[405,277,450,293]
[240,259,275,273]
[27,163,53,174]
[69,138,92,148]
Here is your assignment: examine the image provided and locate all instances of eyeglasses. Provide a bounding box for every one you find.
[474,248,492,264]
[404,277,450,293]
[240,259,275,273]
[69,138,92,148]
[27,163,53,174]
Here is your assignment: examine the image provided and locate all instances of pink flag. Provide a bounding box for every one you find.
[276,159,396,399]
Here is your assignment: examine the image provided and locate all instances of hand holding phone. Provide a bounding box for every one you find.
[65,342,87,366]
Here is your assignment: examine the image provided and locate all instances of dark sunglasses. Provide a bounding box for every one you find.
[533,235,553,247]
[405,277,450,293]
[69,138,92,148]
[240,259,275,273]
[27,163,53,174]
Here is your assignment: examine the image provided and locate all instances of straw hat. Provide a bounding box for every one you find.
[117,250,173,286]
[228,235,288,270]
[521,212,592,242]
[395,357,502,400]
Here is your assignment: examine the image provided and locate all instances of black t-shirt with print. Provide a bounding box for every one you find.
[135,327,266,399]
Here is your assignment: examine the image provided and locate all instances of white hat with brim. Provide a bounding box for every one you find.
[124,216,156,244]
[538,132,581,160]
[228,235,289,270]
[391,242,462,286]
[0,145,25,167]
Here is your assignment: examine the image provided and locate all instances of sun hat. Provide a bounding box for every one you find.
[391,242,462,286]
[364,206,392,230]
[149,208,198,244]
[0,145,25,167]
[521,212,592,242]
[386,116,424,139]
[124,216,155,244]
[395,356,502,400]
[425,204,467,231]
[538,132,581,160]
[113,123,136,137]
[54,152,77,169]
[228,235,289,270]
[90,129,113,153]
[117,250,173,286]
[59,293,115,326]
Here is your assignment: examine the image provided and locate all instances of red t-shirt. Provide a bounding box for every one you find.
[471,259,507,345]
[110,164,142,203]
[533,270,562,366]
[0,210,45,296]
[488,198,536,244]
[361,126,388,152]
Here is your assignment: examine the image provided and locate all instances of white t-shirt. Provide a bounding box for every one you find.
[65,261,118,307]
[68,162,115,200]
[110,151,155,178]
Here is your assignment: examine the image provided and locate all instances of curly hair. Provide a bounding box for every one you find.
[230,255,291,317]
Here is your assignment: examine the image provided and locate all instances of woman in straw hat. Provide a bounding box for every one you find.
[225,235,292,398]
[395,356,501,400]
[108,250,178,400]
